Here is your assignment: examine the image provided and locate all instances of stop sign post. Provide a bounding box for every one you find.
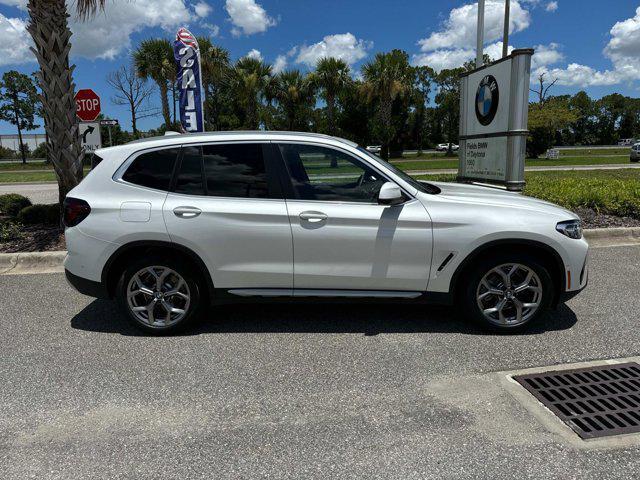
[75,89,101,122]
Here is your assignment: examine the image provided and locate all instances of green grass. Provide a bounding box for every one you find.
[0,171,59,183]
[558,147,630,157]
[0,161,51,171]
[416,169,640,218]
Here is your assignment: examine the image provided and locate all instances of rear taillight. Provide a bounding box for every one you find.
[63,197,91,227]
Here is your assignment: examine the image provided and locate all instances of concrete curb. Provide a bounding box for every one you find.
[0,227,638,275]
[583,226,640,247]
[0,251,66,275]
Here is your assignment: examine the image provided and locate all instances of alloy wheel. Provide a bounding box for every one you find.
[476,263,542,327]
[126,266,191,328]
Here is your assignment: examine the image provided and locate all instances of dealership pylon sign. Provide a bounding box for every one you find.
[173,27,205,132]
[457,49,533,191]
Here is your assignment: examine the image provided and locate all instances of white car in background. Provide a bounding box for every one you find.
[436,143,459,152]
[366,145,381,154]
[64,131,588,334]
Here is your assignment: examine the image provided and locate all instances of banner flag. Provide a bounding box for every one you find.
[173,28,205,132]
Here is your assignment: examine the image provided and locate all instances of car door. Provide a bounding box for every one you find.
[276,142,432,293]
[163,142,293,290]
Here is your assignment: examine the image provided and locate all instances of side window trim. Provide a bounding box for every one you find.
[273,141,411,204]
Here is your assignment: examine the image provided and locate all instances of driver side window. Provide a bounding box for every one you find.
[278,143,386,203]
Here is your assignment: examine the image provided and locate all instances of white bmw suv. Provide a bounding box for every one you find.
[64,131,588,334]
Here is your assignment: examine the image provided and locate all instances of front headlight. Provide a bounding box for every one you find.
[556,220,583,239]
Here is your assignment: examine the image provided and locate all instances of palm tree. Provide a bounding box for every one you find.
[133,38,175,128]
[311,58,351,136]
[26,0,106,205]
[232,57,272,129]
[362,50,415,159]
[268,70,316,131]
[198,38,231,131]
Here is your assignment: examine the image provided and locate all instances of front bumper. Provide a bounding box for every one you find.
[65,269,110,299]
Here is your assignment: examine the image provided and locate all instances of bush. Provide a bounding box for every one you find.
[0,145,16,159]
[0,221,23,242]
[17,203,60,225]
[0,193,32,217]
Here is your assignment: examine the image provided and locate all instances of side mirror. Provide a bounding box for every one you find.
[378,182,404,206]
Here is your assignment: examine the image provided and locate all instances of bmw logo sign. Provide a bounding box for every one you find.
[475,75,499,126]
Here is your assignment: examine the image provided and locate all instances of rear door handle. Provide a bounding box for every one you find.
[299,211,328,222]
[173,206,202,218]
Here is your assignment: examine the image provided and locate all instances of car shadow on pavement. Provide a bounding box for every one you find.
[70,299,578,337]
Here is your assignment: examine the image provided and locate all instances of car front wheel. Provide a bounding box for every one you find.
[460,253,554,332]
[116,256,202,335]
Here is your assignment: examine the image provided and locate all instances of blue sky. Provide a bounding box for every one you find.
[1,0,640,135]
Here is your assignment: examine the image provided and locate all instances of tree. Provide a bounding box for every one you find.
[268,70,316,131]
[0,71,40,164]
[568,91,597,145]
[530,73,558,105]
[133,38,175,128]
[527,97,577,158]
[198,38,232,131]
[232,57,272,129]
[411,65,435,154]
[434,67,464,156]
[106,65,156,136]
[595,93,626,145]
[311,58,351,136]
[27,0,105,205]
[362,50,415,159]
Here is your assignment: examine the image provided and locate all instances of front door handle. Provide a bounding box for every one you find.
[173,206,202,219]
[299,211,328,223]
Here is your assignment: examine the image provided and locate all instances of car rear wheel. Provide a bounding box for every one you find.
[459,253,554,332]
[116,256,202,334]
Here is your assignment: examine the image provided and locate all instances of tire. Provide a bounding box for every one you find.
[458,253,554,333]
[116,255,203,335]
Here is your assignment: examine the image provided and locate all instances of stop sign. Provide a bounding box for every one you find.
[75,89,101,122]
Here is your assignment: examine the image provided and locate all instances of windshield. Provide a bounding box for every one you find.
[357,147,440,194]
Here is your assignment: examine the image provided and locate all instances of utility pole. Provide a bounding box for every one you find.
[476,0,485,68]
[503,0,511,58]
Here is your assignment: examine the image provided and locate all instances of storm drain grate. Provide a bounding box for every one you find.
[514,362,640,439]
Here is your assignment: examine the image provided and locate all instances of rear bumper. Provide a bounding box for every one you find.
[65,269,109,299]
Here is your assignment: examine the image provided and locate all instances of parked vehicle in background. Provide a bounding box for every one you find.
[436,143,459,152]
[366,145,381,154]
[64,131,588,335]
[631,143,640,162]
[618,138,636,146]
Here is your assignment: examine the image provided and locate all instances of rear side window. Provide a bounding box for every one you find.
[122,148,179,191]
[202,143,269,198]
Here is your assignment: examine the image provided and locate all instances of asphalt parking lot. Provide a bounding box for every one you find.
[1,244,639,479]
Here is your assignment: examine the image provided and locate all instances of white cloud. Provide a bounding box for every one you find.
[0,0,27,8]
[69,0,193,60]
[545,1,558,12]
[535,7,640,87]
[295,33,372,67]
[534,64,620,87]
[272,54,287,74]
[412,41,561,73]
[193,1,212,18]
[412,47,476,72]
[0,14,32,66]
[418,1,530,52]
[202,23,220,37]
[245,48,263,61]
[530,42,563,69]
[225,0,276,36]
